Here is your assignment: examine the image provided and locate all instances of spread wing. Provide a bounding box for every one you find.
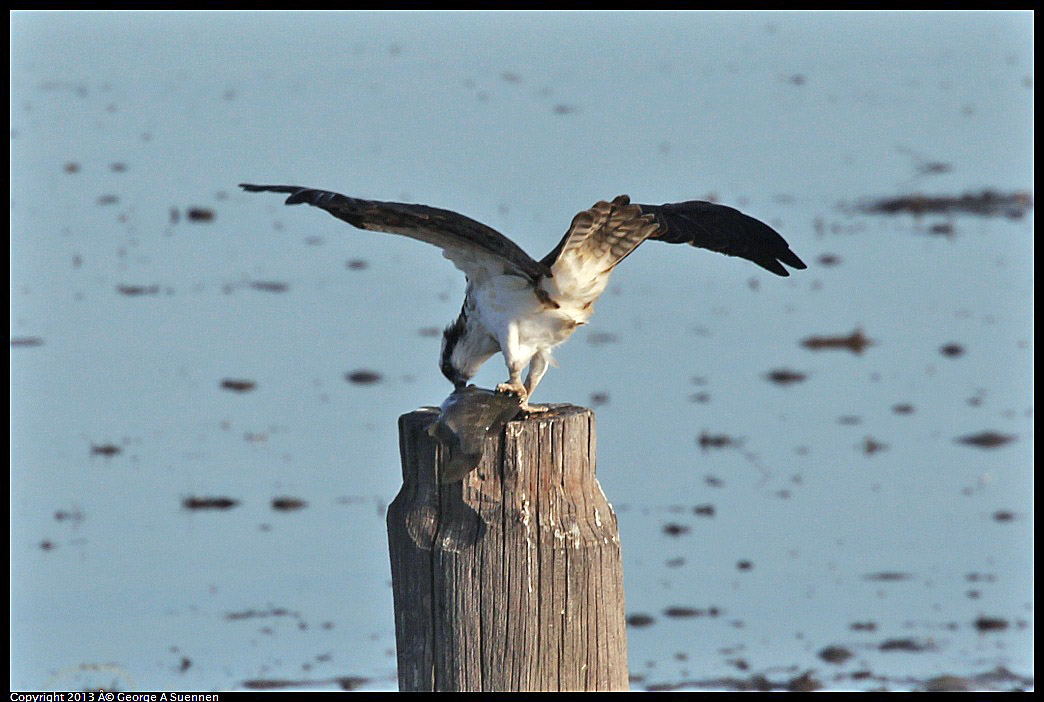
[541,198,805,278]
[637,200,806,276]
[240,184,548,282]
[536,195,805,313]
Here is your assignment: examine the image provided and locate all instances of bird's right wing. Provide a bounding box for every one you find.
[240,184,549,282]
[638,200,807,276]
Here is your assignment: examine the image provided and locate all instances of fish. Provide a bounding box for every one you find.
[426,385,524,483]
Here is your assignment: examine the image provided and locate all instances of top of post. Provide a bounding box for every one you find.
[403,402,591,422]
[399,402,596,484]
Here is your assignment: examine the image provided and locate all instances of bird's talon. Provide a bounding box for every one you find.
[495,382,527,399]
[496,382,547,412]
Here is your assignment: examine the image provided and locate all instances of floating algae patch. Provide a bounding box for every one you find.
[186,207,215,222]
[345,369,383,385]
[271,497,307,512]
[182,496,239,511]
[90,443,122,457]
[765,368,807,385]
[854,190,1032,219]
[801,328,872,354]
[249,280,289,293]
[955,431,1016,448]
[221,378,257,393]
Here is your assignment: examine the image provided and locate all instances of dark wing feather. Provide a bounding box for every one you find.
[240,184,548,281]
[637,200,806,276]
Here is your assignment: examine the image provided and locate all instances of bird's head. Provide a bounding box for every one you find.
[439,317,470,390]
[440,311,498,390]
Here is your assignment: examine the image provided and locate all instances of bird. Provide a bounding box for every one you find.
[240,184,806,411]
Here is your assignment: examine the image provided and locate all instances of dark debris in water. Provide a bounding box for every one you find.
[271,497,307,512]
[11,336,44,347]
[662,523,690,537]
[54,508,84,524]
[182,496,239,510]
[765,368,807,385]
[801,328,872,354]
[855,190,1032,219]
[663,605,720,619]
[645,665,1031,693]
[947,666,1033,691]
[225,606,298,621]
[345,369,383,385]
[221,379,257,393]
[626,613,655,628]
[186,207,215,222]
[939,343,964,357]
[644,670,821,692]
[878,637,935,652]
[955,431,1016,448]
[862,437,888,456]
[90,443,122,457]
[818,645,854,664]
[698,432,738,450]
[249,281,289,293]
[241,676,370,691]
[863,571,912,582]
[966,390,987,407]
[973,615,1009,632]
[116,284,161,296]
[965,572,998,583]
[923,675,972,692]
[786,671,821,692]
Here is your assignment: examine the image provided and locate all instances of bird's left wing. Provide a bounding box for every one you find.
[240,184,548,282]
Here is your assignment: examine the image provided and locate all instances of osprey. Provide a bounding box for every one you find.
[240,184,806,411]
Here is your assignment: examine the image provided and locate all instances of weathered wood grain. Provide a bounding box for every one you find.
[387,404,628,691]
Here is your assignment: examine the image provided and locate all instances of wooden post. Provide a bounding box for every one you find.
[387,404,628,692]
